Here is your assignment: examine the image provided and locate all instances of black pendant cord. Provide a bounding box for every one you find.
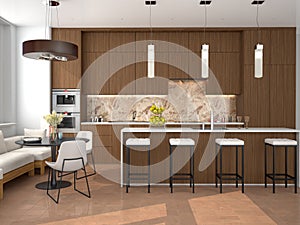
[204,2,207,42]
[55,3,61,41]
[256,2,260,44]
[150,2,153,43]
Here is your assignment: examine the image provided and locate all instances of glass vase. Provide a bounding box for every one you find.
[49,125,58,142]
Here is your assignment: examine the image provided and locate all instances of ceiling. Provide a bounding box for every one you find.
[0,0,298,28]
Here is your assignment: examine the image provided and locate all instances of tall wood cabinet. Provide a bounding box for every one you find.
[52,29,82,89]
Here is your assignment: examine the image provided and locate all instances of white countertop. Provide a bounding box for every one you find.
[121,127,300,133]
[81,121,244,126]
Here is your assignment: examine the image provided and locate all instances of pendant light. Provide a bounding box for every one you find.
[200,1,210,79]
[22,0,78,61]
[253,0,264,78]
[146,1,156,78]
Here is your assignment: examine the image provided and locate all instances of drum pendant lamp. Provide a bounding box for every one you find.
[22,0,78,61]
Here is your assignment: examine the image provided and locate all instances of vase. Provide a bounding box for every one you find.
[49,125,58,142]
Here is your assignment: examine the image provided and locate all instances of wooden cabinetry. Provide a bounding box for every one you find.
[52,29,82,89]
[269,65,295,128]
[168,32,190,79]
[109,32,136,95]
[82,32,110,94]
[270,28,296,65]
[135,32,168,94]
[206,53,241,94]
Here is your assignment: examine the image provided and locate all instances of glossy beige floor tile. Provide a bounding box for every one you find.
[0,167,299,225]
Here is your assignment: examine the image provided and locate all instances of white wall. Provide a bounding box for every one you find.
[16,27,50,135]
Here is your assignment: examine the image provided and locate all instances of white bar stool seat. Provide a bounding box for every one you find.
[126,138,150,146]
[169,138,195,146]
[215,138,244,146]
[265,138,297,146]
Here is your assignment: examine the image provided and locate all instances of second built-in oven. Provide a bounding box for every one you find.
[57,112,80,133]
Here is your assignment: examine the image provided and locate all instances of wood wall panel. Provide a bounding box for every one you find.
[82,32,110,52]
[269,65,296,128]
[270,28,296,65]
[206,53,240,94]
[243,29,271,65]
[168,32,190,79]
[81,52,110,95]
[52,29,82,89]
[242,65,270,127]
[207,32,241,52]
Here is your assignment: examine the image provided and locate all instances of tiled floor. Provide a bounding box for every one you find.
[0,167,299,225]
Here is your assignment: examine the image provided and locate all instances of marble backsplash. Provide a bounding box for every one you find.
[86,81,236,122]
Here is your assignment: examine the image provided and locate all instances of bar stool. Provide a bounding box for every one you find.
[264,138,298,193]
[125,138,151,193]
[169,138,195,193]
[215,138,245,193]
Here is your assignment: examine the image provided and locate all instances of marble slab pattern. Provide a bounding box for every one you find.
[87,81,236,122]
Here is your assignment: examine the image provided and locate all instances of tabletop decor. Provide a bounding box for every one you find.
[149,104,166,127]
[43,110,64,141]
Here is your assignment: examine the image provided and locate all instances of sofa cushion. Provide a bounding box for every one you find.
[24,128,46,138]
[0,130,7,155]
[14,147,51,161]
[4,136,23,152]
[0,151,34,174]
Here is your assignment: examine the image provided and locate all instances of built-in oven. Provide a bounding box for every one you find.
[52,89,80,113]
[57,112,80,133]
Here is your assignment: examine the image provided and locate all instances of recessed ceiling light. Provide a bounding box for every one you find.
[251,0,265,5]
[199,0,211,5]
[145,0,156,5]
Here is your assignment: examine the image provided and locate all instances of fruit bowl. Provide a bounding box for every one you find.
[149,104,166,127]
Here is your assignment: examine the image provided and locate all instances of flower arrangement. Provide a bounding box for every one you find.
[43,111,64,141]
[43,110,64,126]
[149,104,166,126]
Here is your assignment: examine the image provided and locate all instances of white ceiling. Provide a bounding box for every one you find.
[0,0,298,28]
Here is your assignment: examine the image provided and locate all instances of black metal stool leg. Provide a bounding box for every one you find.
[191,146,195,193]
[170,145,173,193]
[272,146,276,194]
[148,146,150,193]
[220,146,223,194]
[236,146,239,188]
[126,146,130,193]
[242,145,244,193]
[215,144,218,188]
[295,146,298,194]
[285,146,288,188]
[265,144,267,188]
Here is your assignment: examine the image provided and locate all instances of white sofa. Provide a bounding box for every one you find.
[0,130,51,200]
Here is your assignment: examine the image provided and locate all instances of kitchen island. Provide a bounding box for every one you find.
[81,122,299,187]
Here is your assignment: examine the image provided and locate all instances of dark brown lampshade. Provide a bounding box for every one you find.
[22,39,78,61]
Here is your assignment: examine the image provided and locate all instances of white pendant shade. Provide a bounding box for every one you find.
[201,44,209,79]
[254,43,263,78]
[148,44,155,78]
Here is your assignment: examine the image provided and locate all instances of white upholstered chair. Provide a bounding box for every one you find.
[45,140,91,203]
[76,131,96,178]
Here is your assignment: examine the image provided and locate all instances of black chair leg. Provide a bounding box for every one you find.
[74,160,91,198]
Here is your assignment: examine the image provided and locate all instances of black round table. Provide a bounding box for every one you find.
[16,137,88,190]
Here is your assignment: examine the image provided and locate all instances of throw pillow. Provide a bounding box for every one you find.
[0,130,7,154]
[24,128,46,138]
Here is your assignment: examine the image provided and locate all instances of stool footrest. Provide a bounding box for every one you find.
[266,173,296,181]
[216,173,243,181]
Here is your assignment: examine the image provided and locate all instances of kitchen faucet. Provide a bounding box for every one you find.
[132,111,137,121]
